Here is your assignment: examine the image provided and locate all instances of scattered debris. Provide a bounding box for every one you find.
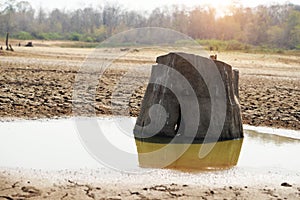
[25,42,33,47]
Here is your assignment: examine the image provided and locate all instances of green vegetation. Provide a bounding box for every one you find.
[34,32,63,40]
[12,31,33,40]
[0,0,300,50]
[196,40,251,51]
[196,39,300,54]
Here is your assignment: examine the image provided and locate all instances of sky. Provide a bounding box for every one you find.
[27,0,299,12]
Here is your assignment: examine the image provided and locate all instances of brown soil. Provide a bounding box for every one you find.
[0,46,299,130]
[0,45,299,199]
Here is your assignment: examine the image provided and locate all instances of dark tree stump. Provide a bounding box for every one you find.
[134,52,243,143]
[25,42,33,47]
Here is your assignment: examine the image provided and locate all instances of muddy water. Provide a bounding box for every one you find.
[135,139,243,171]
[136,127,300,172]
[0,117,299,174]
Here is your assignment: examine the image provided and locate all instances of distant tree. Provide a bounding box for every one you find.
[148,8,163,27]
[0,0,18,33]
[286,9,300,48]
[102,3,122,36]
[0,0,299,48]
[171,5,189,34]
[15,1,34,32]
[188,7,216,39]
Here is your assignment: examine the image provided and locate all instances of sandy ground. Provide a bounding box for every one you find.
[0,173,299,200]
[0,165,300,200]
[0,45,299,199]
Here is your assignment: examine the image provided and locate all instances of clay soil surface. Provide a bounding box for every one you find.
[0,45,299,129]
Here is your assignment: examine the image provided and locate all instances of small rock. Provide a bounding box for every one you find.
[132,49,139,52]
[281,182,292,187]
[129,191,140,195]
[120,48,130,52]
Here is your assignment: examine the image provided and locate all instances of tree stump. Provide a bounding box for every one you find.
[134,52,243,143]
[25,42,33,47]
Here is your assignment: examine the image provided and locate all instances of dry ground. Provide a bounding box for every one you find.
[0,169,299,200]
[0,44,299,199]
[0,45,299,129]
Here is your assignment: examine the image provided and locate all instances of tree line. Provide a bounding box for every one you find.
[0,0,300,49]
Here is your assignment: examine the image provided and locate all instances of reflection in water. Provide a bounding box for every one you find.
[135,138,243,171]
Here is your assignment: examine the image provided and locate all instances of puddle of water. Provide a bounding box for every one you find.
[0,119,102,170]
[238,129,300,172]
[0,117,299,173]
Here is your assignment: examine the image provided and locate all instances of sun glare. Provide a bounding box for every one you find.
[202,0,236,17]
